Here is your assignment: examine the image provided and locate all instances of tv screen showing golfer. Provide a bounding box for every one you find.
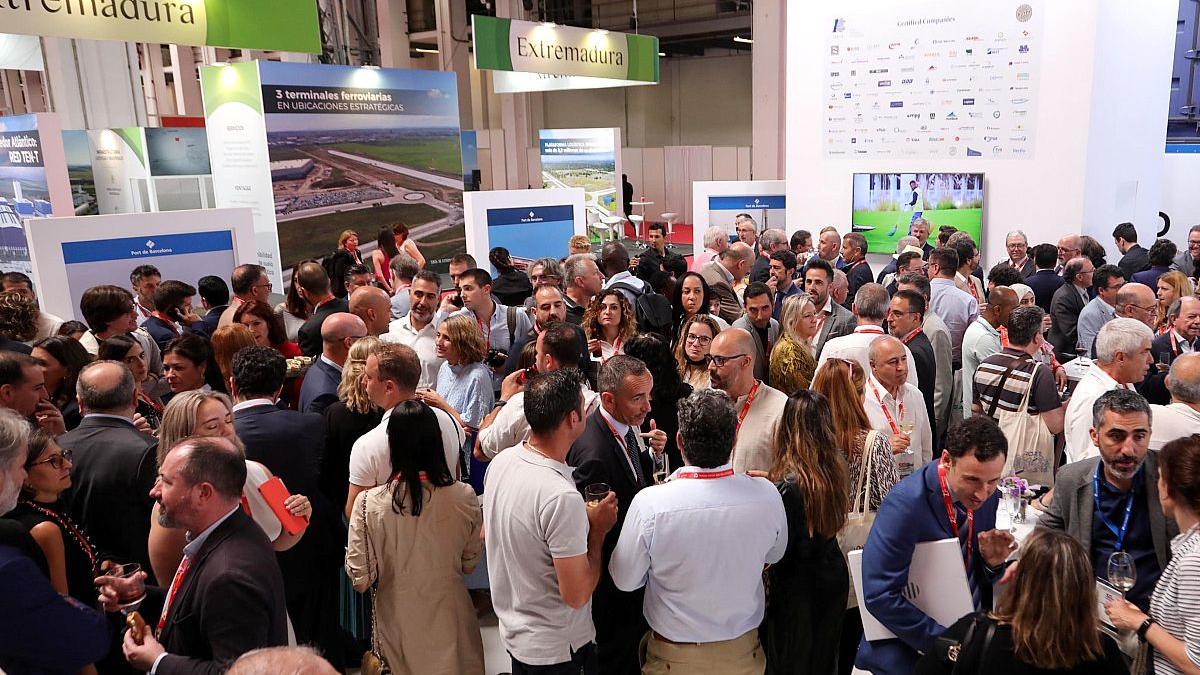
[851,173,984,253]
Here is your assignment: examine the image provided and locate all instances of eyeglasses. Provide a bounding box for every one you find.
[530,274,560,283]
[254,282,273,290]
[707,353,746,367]
[1127,303,1157,314]
[685,333,713,345]
[31,449,72,470]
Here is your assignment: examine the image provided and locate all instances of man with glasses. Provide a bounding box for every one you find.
[299,313,368,415]
[217,264,273,329]
[1048,257,1095,361]
[1056,235,1083,275]
[1173,224,1200,278]
[708,328,787,473]
[1078,265,1127,353]
[990,230,1034,279]
[888,289,937,429]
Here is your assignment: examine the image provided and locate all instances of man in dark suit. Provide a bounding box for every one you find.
[856,417,1014,675]
[59,361,158,581]
[1047,256,1095,360]
[1114,222,1151,279]
[1025,243,1065,314]
[567,356,667,675]
[840,232,874,302]
[1040,389,1177,611]
[299,312,366,414]
[295,261,349,357]
[196,275,229,339]
[805,259,856,357]
[100,436,288,674]
[1152,296,1200,367]
[230,347,343,670]
[888,289,937,429]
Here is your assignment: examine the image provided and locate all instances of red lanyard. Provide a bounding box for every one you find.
[901,328,922,345]
[158,555,192,634]
[477,316,492,346]
[937,462,974,570]
[601,337,623,365]
[869,381,904,435]
[600,412,632,455]
[675,468,735,480]
[729,380,762,465]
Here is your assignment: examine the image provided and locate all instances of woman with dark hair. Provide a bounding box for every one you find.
[670,271,729,345]
[328,229,362,299]
[345,400,484,674]
[57,320,89,340]
[625,333,692,472]
[392,222,426,269]
[583,289,638,362]
[236,300,302,358]
[488,246,534,307]
[1078,235,1109,269]
[372,226,400,294]
[919,528,1125,674]
[1106,435,1200,675]
[161,333,212,403]
[674,314,721,389]
[276,260,313,342]
[31,336,92,431]
[97,334,163,429]
[1133,238,1180,288]
[761,390,850,675]
[0,290,37,344]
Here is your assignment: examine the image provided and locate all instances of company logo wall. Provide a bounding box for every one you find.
[0,0,319,52]
[474,16,658,93]
[538,128,621,221]
[201,61,465,285]
[823,1,1044,159]
[0,114,70,275]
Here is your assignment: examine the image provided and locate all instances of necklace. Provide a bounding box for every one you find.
[524,441,557,462]
[18,498,98,574]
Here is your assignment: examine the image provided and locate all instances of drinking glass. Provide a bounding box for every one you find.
[651,452,668,484]
[584,483,610,507]
[109,562,147,610]
[1107,551,1136,597]
[898,421,915,437]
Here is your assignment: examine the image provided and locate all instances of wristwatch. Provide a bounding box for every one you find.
[1137,617,1156,642]
[494,400,507,408]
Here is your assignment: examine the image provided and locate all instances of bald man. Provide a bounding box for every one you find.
[708,328,788,473]
[349,285,391,337]
[700,241,755,324]
[867,335,934,468]
[961,286,1018,414]
[227,646,338,675]
[1150,352,1200,450]
[298,312,367,414]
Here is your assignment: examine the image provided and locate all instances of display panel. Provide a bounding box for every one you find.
[852,172,984,253]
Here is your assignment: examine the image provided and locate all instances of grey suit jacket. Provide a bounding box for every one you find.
[732,316,781,384]
[814,301,856,357]
[1039,453,1178,570]
[700,260,744,325]
[922,313,955,440]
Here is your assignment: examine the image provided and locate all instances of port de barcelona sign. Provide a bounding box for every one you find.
[0,0,320,53]
[472,15,659,93]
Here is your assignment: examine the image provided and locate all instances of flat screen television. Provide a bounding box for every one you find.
[851,173,985,254]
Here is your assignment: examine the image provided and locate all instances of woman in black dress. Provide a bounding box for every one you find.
[761,390,850,675]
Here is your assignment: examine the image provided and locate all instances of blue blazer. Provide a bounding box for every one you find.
[856,461,1001,675]
[1025,269,1064,314]
[298,357,341,415]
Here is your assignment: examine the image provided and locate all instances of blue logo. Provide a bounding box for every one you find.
[966,147,982,156]
[890,101,904,108]
[962,98,975,105]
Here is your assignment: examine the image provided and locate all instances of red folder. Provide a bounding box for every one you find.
[257,476,309,536]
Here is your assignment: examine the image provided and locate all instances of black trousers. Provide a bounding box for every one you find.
[593,575,648,675]
[511,642,598,674]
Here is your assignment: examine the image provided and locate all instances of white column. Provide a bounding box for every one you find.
[751,0,785,180]
[377,0,413,68]
[41,38,147,129]
[496,0,534,189]
[169,45,204,116]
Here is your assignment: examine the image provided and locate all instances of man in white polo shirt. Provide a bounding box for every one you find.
[609,389,787,674]
[380,270,443,389]
[1150,353,1200,450]
[484,369,618,673]
[708,327,787,473]
[1064,318,1154,462]
[344,342,463,517]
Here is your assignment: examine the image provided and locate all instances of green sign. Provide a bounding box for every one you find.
[0,0,320,53]
[472,15,659,87]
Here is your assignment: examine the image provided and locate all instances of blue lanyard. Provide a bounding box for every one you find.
[1093,465,1136,551]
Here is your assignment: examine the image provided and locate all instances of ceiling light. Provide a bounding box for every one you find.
[415,47,439,54]
[733,36,753,44]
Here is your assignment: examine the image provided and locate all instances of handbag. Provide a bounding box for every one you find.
[932,613,997,674]
[359,493,392,675]
[838,429,879,609]
[988,359,1056,487]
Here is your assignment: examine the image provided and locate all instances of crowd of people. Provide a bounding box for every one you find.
[0,216,1199,675]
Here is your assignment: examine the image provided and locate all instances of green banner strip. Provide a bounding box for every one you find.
[200,62,264,115]
[205,0,321,53]
[626,33,659,84]
[473,16,513,71]
[115,127,145,166]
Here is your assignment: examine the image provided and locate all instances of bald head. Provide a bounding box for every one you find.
[227,647,338,675]
[348,286,391,337]
[1168,352,1200,404]
[869,335,909,392]
[719,242,755,279]
[1116,282,1157,328]
[985,286,1018,327]
[708,327,756,396]
[77,360,137,416]
[321,312,367,364]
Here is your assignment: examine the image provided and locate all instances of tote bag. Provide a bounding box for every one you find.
[838,429,880,609]
[991,361,1056,487]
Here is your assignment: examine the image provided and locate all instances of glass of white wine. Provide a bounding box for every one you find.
[651,452,668,484]
[1107,551,1136,597]
[899,420,915,436]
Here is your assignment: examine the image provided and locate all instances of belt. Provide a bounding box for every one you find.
[651,631,698,646]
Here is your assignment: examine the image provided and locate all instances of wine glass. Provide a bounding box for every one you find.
[1107,551,1136,597]
[108,562,147,611]
[898,421,915,436]
[651,452,668,484]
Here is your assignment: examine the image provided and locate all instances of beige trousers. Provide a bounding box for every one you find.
[642,629,765,675]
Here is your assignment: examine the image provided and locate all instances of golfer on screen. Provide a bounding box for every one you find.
[890,177,924,237]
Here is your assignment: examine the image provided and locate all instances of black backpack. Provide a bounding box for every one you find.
[320,250,340,285]
[608,281,674,341]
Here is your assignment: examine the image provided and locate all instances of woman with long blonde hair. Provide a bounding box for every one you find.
[811,358,898,511]
[918,528,1124,673]
[147,390,312,583]
[761,390,850,674]
[1157,271,1195,334]
[770,294,820,394]
[324,336,383,511]
[675,314,720,389]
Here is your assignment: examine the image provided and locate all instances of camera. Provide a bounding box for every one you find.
[485,349,509,369]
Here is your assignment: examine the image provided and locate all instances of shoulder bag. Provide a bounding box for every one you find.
[988,358,1056,486]
[838,429,879,609]
[932,613,998,674]
[359,492,392,675]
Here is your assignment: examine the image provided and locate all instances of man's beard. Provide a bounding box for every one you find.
[0,478,20,515]
[1102,453,1146,481]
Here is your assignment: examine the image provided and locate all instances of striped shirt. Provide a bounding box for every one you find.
[972,348,1062,416]
[1150,525,1200,674]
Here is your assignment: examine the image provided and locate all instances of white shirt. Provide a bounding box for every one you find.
[815,325,919,387]
[318,354,343,374]
[348,404,465,486]
[380,314,442,390]
[929,278,979,362]
[609,464,788,643]
[478,388,601,460]
[231,398,276,413]
[863,374,933,467]
[1064,364,1132,463]
[1149,402,1200,451]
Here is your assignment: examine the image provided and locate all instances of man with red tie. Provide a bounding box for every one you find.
[97,436,288,674]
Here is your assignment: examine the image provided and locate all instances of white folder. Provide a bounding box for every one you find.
[849,537,975,641]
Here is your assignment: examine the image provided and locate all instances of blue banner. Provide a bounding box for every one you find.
[487,205,575,227]
[708,195,786,210]
[62,230,234,265]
